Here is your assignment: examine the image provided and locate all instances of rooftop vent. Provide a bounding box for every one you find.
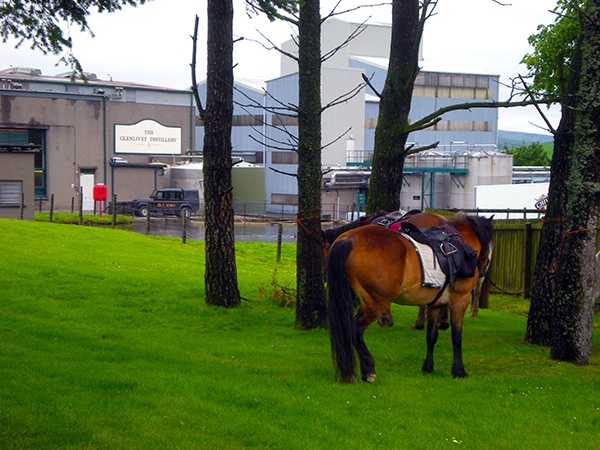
[56,71,98,81]
[0,67,42,76]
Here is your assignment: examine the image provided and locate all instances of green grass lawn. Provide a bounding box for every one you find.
[35,212,133,225]
[0,219,598,449]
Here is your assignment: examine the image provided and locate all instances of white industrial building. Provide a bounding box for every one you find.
[196,18,512,219]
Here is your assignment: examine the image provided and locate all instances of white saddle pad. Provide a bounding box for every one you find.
[401,233,447,288]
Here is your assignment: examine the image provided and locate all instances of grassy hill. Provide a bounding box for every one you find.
[498,130,554,149]
[1,219,598,449]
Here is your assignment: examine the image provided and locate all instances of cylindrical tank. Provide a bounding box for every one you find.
[164,163,204,197]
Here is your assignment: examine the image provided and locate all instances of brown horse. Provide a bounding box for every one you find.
[323,211,450,328]
[326,213,494,383]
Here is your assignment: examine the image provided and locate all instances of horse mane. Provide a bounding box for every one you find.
[323,211,388,245]
[449,213,494,264]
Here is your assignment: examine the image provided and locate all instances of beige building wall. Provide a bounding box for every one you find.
[1,92,193,210]
[0,151,36,220]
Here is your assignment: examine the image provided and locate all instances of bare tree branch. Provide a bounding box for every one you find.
[321,19,369,63]
[362,73,382,98]
[518,74,557,134]
[321,126,353,151]
[191,15,205,120]
[269,166,297,177]
[252,29,299,62]
[407,97,559,134]
[321,80,367,112]
[405,141,440,156]
[322,1,390,22]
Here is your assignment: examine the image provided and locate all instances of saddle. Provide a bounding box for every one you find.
[399,221,478,289]
[370,209,421,230]
[371,211,478,290]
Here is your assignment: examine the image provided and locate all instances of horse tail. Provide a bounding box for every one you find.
[326,238,357,382]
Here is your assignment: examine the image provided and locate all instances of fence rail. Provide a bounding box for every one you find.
[428,208,600,298]
[34,197,595,299]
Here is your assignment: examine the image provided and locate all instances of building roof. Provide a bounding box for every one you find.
[0,67,191,93]
[349,55,499,78]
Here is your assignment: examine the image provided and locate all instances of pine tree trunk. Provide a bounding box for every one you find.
[525,11,584,346]
[366,0,421,214]
[294,0,327,330]
[524,101,574,345]
[550,0,600,364]
[203,0,240,307]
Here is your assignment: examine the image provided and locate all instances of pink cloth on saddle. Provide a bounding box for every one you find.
[388,221,403,232]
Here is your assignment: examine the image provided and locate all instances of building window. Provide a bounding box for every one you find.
[232,115,264,127]
[271,193,298,205]
[0,128,46,198]
[271,114,298,127]
[271,151,298,164]
[0,181,22,206]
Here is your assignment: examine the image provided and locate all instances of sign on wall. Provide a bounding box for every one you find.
[115,119,181,155]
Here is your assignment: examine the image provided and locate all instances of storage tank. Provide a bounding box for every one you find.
[164,163,204,197]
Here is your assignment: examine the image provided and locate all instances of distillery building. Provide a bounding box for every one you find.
[0,67,194,214]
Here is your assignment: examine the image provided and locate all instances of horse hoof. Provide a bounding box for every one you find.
[363,373,376,383]
[412,324,424,330]
[452,370,468,378]
[439,323,449,330]
[341,375,357,383]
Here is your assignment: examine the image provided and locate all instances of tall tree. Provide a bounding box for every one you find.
[194,1,299,308]
[523,0,584,346]
[550,0,600,364]
[294,0,327,329]
[201,0,240,307]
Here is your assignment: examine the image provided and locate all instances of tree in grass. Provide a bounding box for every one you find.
[521,0,581,344]
[548,0,600,364]
[199,1,240,308]
[246,1,373,329]
[293,0,328,329]
[192,1,299,308]
[245,0,326,329]
[522,0,599,365]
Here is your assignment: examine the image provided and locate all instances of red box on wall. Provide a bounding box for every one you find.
[93,184,107,201]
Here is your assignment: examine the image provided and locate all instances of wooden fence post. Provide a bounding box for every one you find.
[112,194,117,229]
[79,188,83,225]
[146,207,151,236]
[521,222,534,298]
[182,215,187,244]
[49,194,55,223]
[276,223,283,262]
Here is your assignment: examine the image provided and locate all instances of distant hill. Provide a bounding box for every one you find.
[498,130,554,149]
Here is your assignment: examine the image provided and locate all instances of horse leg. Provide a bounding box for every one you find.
[468,278,483,317]
[355,303,389,383]
[449,297,470,378]
[412,306,426,330]
[422,307,442,373]
[354,318,376,383]
[377,307,394,327]
[439,306,450,330]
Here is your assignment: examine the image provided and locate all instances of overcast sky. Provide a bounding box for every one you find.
[1,0,561,134]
